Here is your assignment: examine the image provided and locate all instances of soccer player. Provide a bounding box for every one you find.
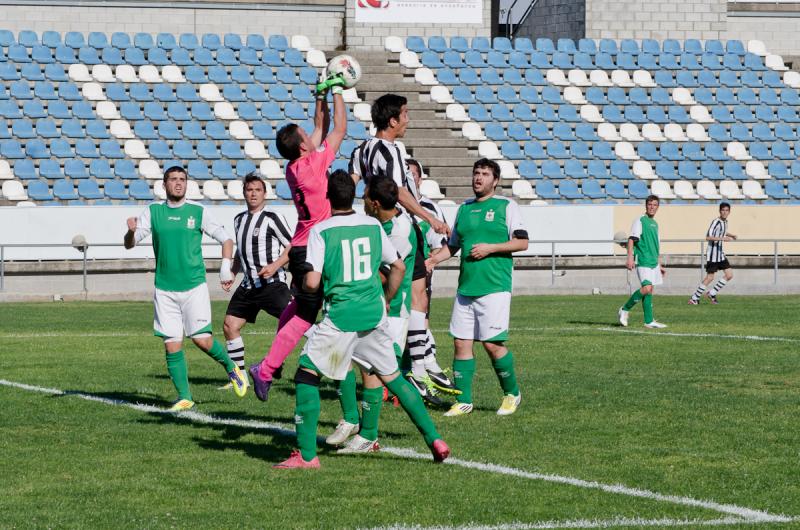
[350,94,456,400]
[688,202,736,305]
[619,195,667,329]
[221,172,293,385]
[326,176,417,446]
[274,171,450,468]
[124,166,247,411]
[248,73,349,402]
[426,159,528,417]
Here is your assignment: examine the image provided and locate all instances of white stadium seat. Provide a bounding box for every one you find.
[564,86,586,105]
[783,71,800,89]
[91,64,115,83]
[632,70,655,88]
[153,180,167,200]
[81,82,105,101]
[200,83,223,102]
[597,122,621,141]
[719,180,745,199]
[95,101,120,120]
[687,123,710,142]
[690,105,714,123]
[546,69,568,86]
[0,160,13,179]
[620,123,644,142]
[399,51,421,68]
[745,161,769,180]
[306,49,327,68]
[461,121,486,141]
[589,69,612,87]
[512,180,537,199]
[567,69,591,87]
[529,199,549,206]
[162,65,186,83]
[419,179,445,199]
[230,121,254,140]
[109,120,134,139]
[385,36,406,53]
[742,180,768,199]
[139,65,162,83]
[580,104,603,123]
[244,139,268,159]
[610,70,634,87]
[214,102,238,120]
[727,142,751,161]
[697,180,722,199]
[671,87,695,106]
[747,39,767,56]
[640,123,664,142]
[3,180,28,200]
[259,159,283,179]
[651,180,676,199]
[414,67,436,85]
[203,180,228,200]
[615,141,639,161]
[446,103,468,122]
[342,88,361,103]
[124,139,148,159]
[186,180,203,201]
[674,180,699,199]
[115,64,139,83]
[265,181,277,200]
[664,124,688,142]
[633,160,655,179]
[497,160,519,179]
[430,85,454,104]
[227,180,244,200]
[766,54,788,71]
[138,159,161,179]
[68,63,91,82]
[16,201,37,207]
[291,35,311,52]
[353,103,372,121]
[438,199,456,206]
[478,141,501,160]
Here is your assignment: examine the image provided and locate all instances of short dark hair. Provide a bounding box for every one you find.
[276,123,302,161]
[473,158,501,180]
[327,169,355,210]
[366,176,398,210]
[243,172,266,192]
[164,165,186,180]
[406,158,422,177]
[645,195,660,204]
[371,94,407,131]
[719,202,731,210]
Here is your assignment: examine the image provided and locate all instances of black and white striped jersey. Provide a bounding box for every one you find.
[349,138,419,200]
[233,207,292,289]
[706,217,728,262]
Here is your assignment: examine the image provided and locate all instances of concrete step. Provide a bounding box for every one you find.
[401,137,473,147]
[405,147,473,158]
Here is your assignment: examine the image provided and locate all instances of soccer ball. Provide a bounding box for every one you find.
[325,54,362,89]
[613,231,628,247]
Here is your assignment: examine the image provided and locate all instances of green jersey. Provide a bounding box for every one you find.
[416,197,448,259]
[134,200,230,292]
[448,195,527,297]
[630,215,660,268]
[382,212,415,318]
[306,212,399,332]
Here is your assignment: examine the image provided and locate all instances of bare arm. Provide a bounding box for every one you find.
[323,92,347,155]
[426,244,456,271]
[469,237,529,260]
[257,244,292,278]
[310,98,330,148]
[303,270,321,292]
[626,239,635,270]
[397,187,450,236]
[383,259,406,303]
[124,217,137,249]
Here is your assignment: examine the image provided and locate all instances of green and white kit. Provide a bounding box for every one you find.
[630,215,662,286]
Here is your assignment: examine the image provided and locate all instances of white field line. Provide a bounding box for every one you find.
[1,379,795,526]
[361,515,772,530]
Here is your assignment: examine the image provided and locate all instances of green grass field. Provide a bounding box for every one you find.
[1,295,799,529]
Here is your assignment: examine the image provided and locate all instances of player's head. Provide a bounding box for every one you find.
[327,169,356,211]
[407,158,423,189]
[276,123,314,162]
[243,172,267,210]
[163,165,187,202]
[471,158,501,198]
[364,176,398,217]
[645,194,660,216]
[372,94,409,137]
[719,202,731,219]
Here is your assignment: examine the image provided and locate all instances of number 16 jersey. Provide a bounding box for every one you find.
[306,212,399,332]
[285,140,335,246]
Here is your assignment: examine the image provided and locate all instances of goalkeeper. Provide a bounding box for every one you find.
[249,71,350,402]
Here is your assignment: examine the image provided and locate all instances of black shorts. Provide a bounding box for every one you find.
[226,282,292,324]
[412,222,427,281]
[705,259,732,274]
[288,246,324,323]
[424,270,433,319]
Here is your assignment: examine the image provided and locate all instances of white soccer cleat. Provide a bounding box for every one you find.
[618,307,629,327]
[325,419,360,446]
[336,434,380,454]
[497,392,521,416]
[644,321,667,329]
[444,402,473,417]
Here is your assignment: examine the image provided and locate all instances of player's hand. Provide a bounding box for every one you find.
[315,73,346,96]
[469,243,493,260]
[424,257,436,273]
[626,257,635,270]
[220,257,234,284]
[430,218,450,237]
[221,280,233,292]
[257,264,278,279]
[126,217,137,232]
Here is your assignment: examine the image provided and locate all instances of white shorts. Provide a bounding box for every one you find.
[303,316,398,380]
[636,266,663,286]
[153,283,212,341]
[386,315,409,357]
[449,291,511,342]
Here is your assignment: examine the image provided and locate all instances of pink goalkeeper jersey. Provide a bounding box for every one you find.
[285,141,336,246]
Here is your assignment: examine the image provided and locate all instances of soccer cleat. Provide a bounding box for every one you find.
[444,402,473,417]
[336,434,380,454]
[227,366,248,398]
[644,321,667,329]
[273,450,321,469]
[706,293,719,305]
[219,368,249,391]
[427,370,462,395]
[687,298,699,305]
[406,373,446,408]
[325,419,360,446]
[431,439,450,463]
[497,393,521,416]
[168,398,195,412]
[618,307,629,327]
[248,363,272,402]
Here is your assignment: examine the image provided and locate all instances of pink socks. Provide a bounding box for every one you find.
[258,314,313,381]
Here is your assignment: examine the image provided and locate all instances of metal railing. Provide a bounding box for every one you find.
[504,0,540,40]
[2,238,800,292]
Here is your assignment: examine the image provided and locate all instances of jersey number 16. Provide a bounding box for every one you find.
[341,237,371,283]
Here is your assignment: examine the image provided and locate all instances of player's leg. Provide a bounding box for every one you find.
[274,356,323,469]
[154,289,193,409]
[639,282,655,324]
[476,292,520,415]
[619,270,645,326]
[423,270,457,393]
[327,366,361,446]
[707,262,732,303]
[445,294,477,416]
[407,235,432,380]
[223,314,247,370]
[689,270,716,304]
[337,369,382,454]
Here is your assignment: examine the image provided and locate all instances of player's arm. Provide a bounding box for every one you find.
[124,208,151,249]
[397,187,449,236]
[426,244,456,272]
[383,258,405,303]
[323,92,347,154]
[124,218,137,249]
[201,210,235,289]
[258,244,292,279]
[626,238,636,270]
[469,235,529,260]
[310,96,330,147]
[303,270,321,292]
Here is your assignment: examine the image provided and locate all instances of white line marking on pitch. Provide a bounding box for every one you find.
[362,515,769,529]
[1,379,794,526]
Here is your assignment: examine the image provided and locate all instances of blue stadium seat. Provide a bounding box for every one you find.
[221,140,244,159]
[582,178,605,199]
[606,179,628,199]
[711,106,734,123]
[186,160,210,180]
[500,141,523,159]
[212,160,235,180]
[173,140,196,159]
[26,139,49,159]
[35,118,58,138]
[239,47,260,66]
[768,161,790,180]
[610,160,633,180]
[268,35,288,51]
[536,179,559,199]
[608,87,628,105]
[148,48,169,66]
[593,142,615,160]
[525,69,546,85]
[524,142,546,159]
[624,106,646,123]
[196,140,220,159]
[723,161,746,180]
[53,179,79,200]
[12,120,35,138]
[467,104,490,122]
[720,70,741,88]
[529,122,551,141]
[23,100,46,119]
[654,70,676,88]
[472,36,491,53]
[509,51,529,69]
[763,70,783,88]
[28,180,53,201]
[553,123,576,141]
[490,103,512,121]
[530,51,551,69]
[149,140,172,159]
[601,105,623,123]
[246,34,265,50]
[507,123,529,141]
[285,48,307,67]
[193,47,216,66]
[765,180,789,200]
[237,102,259,121]
[552,52,572,69]
[639,142,661,161]
[577,38,597,55]
[535,38,554,53]
[629,180,649,199]
[744,53,766,71]
[480,68,502,84]
[484,123,506,141]
[655,161,678,180]
[538,104,558,122]
[594,52,615,70]
[100,140,124,159]
[519,86,540,104]
[130,179,154,200]
[104,179,129,200]
[39,159,63,180]
[64,160,88,179]
[450,36,470,52]
[207,65,229,84]
[702,53,723,70]
[645,106,668,124]
[78,179,103,200]
[20,63,43,81]
[616,52,637,70]
[66,122,91,141]
[236,160,257,177]
[565,160,587,178]
[90,159,113,179]
[678,161,700,180]
[31,45,54,64]
[518,160,538,179]
[144,102,167,121]
[788,180,800,198]
[14,159,37,179]
[51,138,74,158]
[587,161,609,179]
[547,141,569,159]
[559,180,582,199]
[705,142,729,161]
[114,160,136,180]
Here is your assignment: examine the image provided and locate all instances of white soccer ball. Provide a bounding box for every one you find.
[325,54,362,89]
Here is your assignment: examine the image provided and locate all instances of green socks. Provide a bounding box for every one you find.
[205,339,236,373]
[385,376,440,447]
[453,358,476,404]
[643,293,654,324]
[337,369,360,425]
[623,289,643,310]
[359,386,384,441]
[166,350,192,401]
[492,351,520,397]
[295,382,321,462]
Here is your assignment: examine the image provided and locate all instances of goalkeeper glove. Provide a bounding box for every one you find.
[315,73,347,97]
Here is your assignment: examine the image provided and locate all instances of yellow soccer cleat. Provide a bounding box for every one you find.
[497,393,521,416]
[443,402,473,417]
[228,367,248,398]
[168,398,195,412]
